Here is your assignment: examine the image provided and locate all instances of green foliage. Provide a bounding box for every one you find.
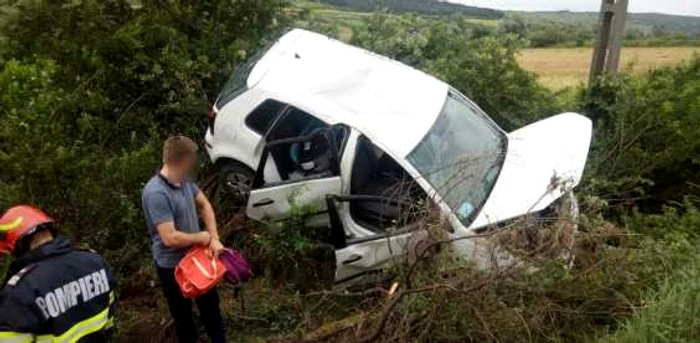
[0,57,161,273]
[395,218,695,342]
[247,198,336,291]
[597,256,700,343]
[580,57,700,210]
[0,0,283,279]
[623,201,700,241]
[515,11,700,38]
[1,0,284,137]
[242,208,699,342]
[499,14,594,48]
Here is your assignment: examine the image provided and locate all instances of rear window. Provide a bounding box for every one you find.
[215,45,271,109]
[245,99,287,135]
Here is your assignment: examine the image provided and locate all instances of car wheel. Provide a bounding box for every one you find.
[214,160,255,213]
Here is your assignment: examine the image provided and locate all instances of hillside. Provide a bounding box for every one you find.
[318,0,504,19]
[315,1,699,35]
[515,11,700,36]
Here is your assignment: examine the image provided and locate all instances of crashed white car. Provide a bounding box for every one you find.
[205,29,592,283]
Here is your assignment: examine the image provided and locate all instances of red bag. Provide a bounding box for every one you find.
[175,246,226,299]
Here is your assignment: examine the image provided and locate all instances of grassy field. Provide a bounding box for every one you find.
[518,46,700,90]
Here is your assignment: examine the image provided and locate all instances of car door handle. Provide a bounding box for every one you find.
[342,254,363,265]
[252,198,274,207]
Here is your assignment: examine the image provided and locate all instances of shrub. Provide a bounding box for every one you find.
[244,199,337,291]
[0,0,284,282]
[245,208,699,343]
[580,57,700,211]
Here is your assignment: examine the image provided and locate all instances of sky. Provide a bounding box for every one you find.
[449,0,700,16]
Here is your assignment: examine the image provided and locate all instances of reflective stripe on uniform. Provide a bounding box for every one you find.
[35,298,113,343]
[0,331,33,343]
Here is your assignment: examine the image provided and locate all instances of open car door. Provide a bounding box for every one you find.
[246,128,342,223]
[325,195,428,286]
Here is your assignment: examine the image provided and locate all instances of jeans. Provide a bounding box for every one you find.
[156,266,226,343]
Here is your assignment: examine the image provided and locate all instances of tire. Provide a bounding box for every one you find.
[213,160,255,213]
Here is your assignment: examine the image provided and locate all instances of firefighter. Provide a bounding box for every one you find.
[0,205,117,342]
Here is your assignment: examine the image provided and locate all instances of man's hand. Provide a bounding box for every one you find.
[196,191,224,256]
[198,231,212,247]
[209,238,225,257]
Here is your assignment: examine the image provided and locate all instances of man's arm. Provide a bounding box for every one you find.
[195,191,218,241]
[156,221,211,249]
[145,191,210,249]
[195,191,225,256]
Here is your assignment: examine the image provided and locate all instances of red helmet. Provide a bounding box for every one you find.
[0,205,55,254]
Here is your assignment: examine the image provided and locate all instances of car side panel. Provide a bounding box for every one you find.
[206,87,270,170]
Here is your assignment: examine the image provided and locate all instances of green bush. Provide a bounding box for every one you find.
[0,0,283,281]
[246,199,336,291]
[254,208,699,342]
[580,57,700,211]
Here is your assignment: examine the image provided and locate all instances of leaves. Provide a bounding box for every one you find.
[582,57,700,210]
[0,0,282,276]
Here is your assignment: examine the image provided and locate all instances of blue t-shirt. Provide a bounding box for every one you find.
[142,173,202,268]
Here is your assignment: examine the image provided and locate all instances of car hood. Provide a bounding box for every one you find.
[469,112,592,228]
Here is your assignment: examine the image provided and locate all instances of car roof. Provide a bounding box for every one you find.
[249,29,448,158]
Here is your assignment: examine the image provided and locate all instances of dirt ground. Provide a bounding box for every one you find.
[518,46,700,90]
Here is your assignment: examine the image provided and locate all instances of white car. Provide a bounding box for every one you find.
[205,29,592,284]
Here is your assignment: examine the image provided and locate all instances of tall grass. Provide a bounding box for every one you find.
[598,257,700,343]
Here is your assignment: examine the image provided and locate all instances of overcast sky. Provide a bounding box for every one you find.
[449,0,700,16]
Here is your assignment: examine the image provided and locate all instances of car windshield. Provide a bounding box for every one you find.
[407,91,507,226]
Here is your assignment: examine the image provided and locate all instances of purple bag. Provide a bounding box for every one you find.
[219,249,252,285]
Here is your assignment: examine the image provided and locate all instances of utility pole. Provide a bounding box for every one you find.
[589,0,629,82]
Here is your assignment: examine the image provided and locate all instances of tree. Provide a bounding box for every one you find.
[581,57,700,210]
[499,15,527,37]
[0,0,284,276]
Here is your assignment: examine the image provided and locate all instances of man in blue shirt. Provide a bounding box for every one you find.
[142,136,226,343]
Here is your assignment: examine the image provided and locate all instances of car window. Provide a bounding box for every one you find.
[407,91,506,226]
[245,99,286,135]
[264,107,347,182]
[216,42,274,109]
[267,107,327,141]
[349,136,427,232]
